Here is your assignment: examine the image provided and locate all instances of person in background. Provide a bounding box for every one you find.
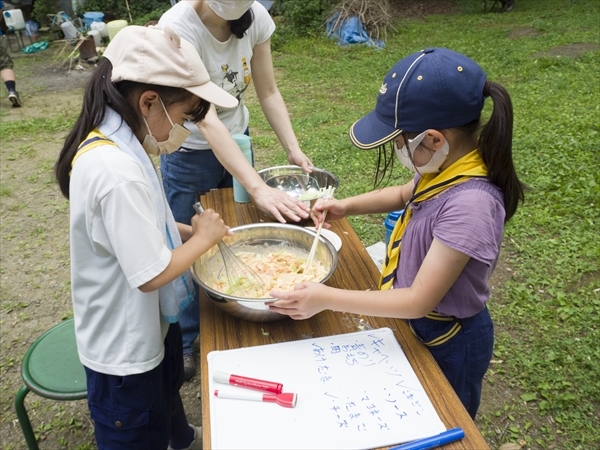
[159,0,313,380]
[0,0,22,107]
[269,48,525,419]
[54,25,239,449]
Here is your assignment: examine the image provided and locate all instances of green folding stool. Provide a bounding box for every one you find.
[14,318,87,450]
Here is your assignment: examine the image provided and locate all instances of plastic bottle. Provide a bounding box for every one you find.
[87,29,101,46]
[231,134,253,203]
[60,21,79,41]
[90,21,108,38]
[107,20,128,41]
[384,210,405,245]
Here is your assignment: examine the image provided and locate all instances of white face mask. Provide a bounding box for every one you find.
[206,0,254,20]
[394,131,450,174]
[142,98,191,156]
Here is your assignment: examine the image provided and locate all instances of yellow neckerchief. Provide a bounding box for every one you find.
[69,129,117,176]
[379,149,488,290]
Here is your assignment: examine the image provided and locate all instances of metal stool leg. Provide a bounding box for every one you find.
[14,30,25,50]
[15,385,40,450]
[4,33,14,52]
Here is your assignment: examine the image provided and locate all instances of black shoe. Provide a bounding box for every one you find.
[8,90,21,107]
[183,353,196,381]
[501,0,515,12]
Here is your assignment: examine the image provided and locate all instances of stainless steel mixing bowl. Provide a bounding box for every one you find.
[191,223,338,322]
[258,165,339,204]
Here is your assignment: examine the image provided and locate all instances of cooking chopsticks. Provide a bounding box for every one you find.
[304,186,336,273]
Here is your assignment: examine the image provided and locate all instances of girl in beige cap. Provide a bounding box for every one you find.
[54,26,237,450]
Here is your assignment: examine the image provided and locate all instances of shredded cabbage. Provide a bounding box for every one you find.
[211,249,327,298]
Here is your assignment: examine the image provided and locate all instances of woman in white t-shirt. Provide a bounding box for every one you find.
[159,0,313,380]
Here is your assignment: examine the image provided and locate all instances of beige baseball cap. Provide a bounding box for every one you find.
[103,25,238,109]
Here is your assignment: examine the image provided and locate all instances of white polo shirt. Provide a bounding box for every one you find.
[70,145,171,376]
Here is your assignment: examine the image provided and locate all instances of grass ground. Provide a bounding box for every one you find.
[252,1,600,448]
[1,0,598,448]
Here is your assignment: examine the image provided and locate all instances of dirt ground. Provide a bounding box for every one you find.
[2,1,591,448]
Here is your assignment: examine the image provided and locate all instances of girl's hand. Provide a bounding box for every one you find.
[251,184,310,223]
[311,198,347,229]
[268,282,329,320]
[286,148,313,173]
[190,208,228,247]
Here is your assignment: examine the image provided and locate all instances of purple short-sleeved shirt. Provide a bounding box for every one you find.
[394,177,505,318]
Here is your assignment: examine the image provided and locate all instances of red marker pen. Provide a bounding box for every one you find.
[214,389,297,408]
[213,371,283,394]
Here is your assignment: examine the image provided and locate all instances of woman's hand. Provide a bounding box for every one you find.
[268,282,330,320]
[286,148,313,173]
[251,184,310,223]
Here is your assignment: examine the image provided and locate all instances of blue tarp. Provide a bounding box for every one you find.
[326,14,384,48]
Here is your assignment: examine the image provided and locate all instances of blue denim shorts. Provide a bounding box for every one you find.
[408,306,494,419]
[160,150,233,225]
[84,323,185,449]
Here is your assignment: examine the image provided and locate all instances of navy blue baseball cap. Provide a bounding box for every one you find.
[349,48,487,149]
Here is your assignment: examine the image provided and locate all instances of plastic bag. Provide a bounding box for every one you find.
[25,19,39,37]
[20,40,49,54]
[326,14,385,48]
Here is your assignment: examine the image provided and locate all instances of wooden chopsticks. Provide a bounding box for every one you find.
[304,186,336,272]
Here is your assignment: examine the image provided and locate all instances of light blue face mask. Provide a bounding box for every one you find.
[394,130,449,174]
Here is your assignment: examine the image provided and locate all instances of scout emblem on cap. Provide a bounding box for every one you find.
[379,83,387,94]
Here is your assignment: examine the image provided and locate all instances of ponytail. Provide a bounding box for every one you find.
[230,8,253,39]
[55,59,117,199]
[478,81,524,222]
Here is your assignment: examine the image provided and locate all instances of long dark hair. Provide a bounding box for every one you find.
[374,80,524,222]
[55,58,210,199]
[476,81,524,221]
[230,8,254,38]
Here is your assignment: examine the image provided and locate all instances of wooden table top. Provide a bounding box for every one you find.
[198,188,489,450]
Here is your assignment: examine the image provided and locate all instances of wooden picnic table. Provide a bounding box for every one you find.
[197,187,489,449]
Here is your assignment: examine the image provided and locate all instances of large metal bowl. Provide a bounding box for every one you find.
[191,223,338,322]
[257,165,339,211]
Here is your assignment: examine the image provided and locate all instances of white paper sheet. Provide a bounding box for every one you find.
[208,327,446,449]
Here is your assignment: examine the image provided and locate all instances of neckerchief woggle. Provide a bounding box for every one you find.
[379,149,488,290]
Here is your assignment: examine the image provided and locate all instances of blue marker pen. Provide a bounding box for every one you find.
[389,428,465,450]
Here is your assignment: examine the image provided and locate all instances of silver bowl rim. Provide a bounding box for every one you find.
[257,165,340,187]
[191,223,338,302]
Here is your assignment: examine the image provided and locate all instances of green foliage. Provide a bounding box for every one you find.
[76,0,169,24]
[31,0,169,26]
[272,0,339,36]
[31,0,58,26]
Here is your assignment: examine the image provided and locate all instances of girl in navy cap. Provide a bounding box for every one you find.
[269,48,525,419]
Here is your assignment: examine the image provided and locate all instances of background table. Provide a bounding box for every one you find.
[198,188,489,449]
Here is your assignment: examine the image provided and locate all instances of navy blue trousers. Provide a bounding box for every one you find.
[84,323,191,449]
[408,306,494,419]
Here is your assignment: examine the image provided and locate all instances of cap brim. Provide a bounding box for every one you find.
[187,81,238,109]
[349,109,402,150]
